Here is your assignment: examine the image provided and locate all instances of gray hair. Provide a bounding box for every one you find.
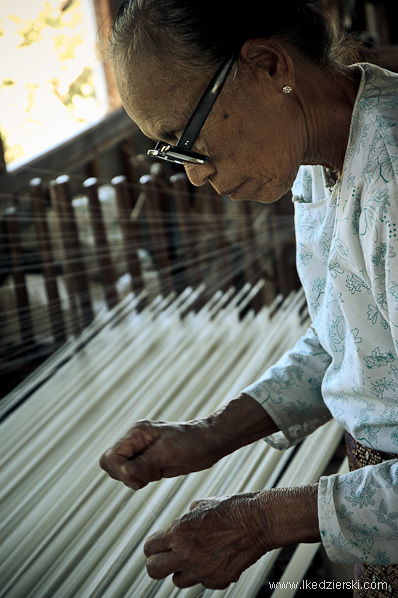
[108,0,361,75]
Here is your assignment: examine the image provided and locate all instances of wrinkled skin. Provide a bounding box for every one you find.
[99,395,275,490]
[144,494,269,590]
[116,39,359,204]
[143,487,319,589]
[100,397,320,588]
[99,419,220,490]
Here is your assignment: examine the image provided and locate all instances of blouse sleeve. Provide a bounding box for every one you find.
[319,460,398,565]
[242,325,333,450]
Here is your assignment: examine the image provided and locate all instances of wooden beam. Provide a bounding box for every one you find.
[0,108,136,196]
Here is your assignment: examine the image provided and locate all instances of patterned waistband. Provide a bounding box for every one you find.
[345,432,397,471]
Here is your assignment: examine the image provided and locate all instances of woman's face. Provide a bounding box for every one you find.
[117,51,307,204]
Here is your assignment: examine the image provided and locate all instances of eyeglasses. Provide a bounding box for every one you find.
[147,54,236,165]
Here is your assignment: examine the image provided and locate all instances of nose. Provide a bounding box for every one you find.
[184,161,216,187]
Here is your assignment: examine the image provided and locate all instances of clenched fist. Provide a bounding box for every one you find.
[99,394,278,489]
[99,419,219,489]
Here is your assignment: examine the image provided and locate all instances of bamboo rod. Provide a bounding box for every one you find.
[0,288,343,598]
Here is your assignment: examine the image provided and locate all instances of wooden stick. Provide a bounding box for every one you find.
[49,175,94,335]
[29,177,67,345]
[112,175,144,295]
[0,290,345,598]
[83,177,119,310]
[4,205,35,345]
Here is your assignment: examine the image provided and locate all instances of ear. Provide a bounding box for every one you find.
[239,38,295,90]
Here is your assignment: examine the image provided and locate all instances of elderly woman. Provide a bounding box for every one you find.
[100,0,398,593]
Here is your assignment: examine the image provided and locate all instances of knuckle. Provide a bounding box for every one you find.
[189,500,200,511]
[143,535,156,557]
[99,453,108,470]
[172,572,192,589]
[99,452,117,477]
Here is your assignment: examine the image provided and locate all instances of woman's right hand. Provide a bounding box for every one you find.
[99,418,220,490]
[99,394,278,490]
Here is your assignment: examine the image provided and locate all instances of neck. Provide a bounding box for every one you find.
[296,64,361,173]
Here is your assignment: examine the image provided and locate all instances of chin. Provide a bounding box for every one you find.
[226,171,295,204]
[242,184,290,205]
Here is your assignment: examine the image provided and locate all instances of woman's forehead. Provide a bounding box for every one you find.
[117,57,206,138]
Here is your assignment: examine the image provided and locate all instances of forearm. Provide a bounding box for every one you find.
[145,483,321,589]
[248,484,321,549]
[201,401,321,549]
[204,393,279,462]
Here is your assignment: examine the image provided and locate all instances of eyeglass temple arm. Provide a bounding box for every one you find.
[177,54,236,151]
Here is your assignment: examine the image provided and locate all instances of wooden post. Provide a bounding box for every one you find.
[139,173,174,296]
[4,206,35,345]
[49,175,94,336]
[194,184,232,297]
[0,135,7,175]
[111,175,143,295]
[169,173,196,291]
[83,178,119,310]
[30,178,67,345]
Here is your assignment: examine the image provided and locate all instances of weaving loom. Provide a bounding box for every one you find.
[0,169,347,597]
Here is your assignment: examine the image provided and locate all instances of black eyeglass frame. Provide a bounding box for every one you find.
[147,54,236,165]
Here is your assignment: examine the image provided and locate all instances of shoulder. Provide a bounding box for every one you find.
[350,63,398,137]
[356,62,398,111]
[346,64,398,190]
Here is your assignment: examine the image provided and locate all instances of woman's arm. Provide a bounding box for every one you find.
[99,394,279,489]
[144,484,320,589]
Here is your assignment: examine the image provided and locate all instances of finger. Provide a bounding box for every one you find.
[144,530,170,557]
[100,423,160,470]
[99,451,128,481]
[99,451,146,489]
[146,551,176,580]
[172,570,200,588]
[120,454,162,488]
[200,578,231,590]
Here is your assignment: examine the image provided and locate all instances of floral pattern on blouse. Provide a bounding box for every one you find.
[243,63,398,564]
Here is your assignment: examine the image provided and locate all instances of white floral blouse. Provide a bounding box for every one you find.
[243,63,398,565]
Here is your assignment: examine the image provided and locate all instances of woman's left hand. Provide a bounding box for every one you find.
[144,493,269,589]
[144,485,320,589]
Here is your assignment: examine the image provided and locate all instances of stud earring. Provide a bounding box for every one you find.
[282,85,292,94]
